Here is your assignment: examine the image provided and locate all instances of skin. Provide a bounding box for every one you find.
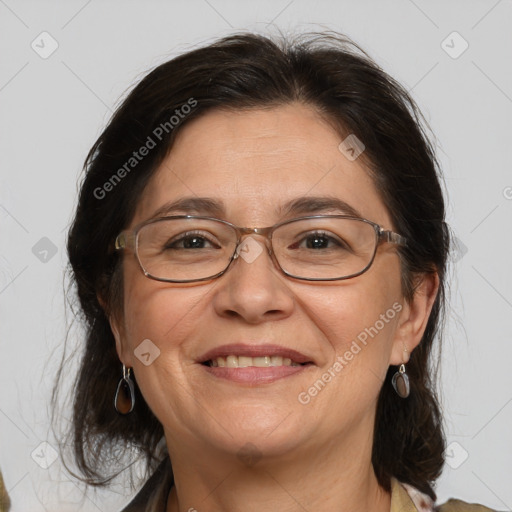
[110,104,439,512]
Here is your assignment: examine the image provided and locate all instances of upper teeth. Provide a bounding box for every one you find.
[209,355,302,368]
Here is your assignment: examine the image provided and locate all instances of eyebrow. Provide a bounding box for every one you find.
[149,197,225,219]
[279,196,363,219]
[148,196,363,222]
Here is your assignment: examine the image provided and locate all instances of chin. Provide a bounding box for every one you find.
[200,414,307,457]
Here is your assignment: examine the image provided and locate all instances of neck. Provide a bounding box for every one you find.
[164,429,391,512]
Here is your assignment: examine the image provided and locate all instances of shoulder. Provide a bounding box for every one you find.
[0,469,10,512]
[437,498,500,512]
[391,477,500,512]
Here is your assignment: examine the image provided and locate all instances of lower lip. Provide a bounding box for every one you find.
[200,364,313,384]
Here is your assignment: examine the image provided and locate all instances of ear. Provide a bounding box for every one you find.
[390,272,440,365]
[97,292,132,366]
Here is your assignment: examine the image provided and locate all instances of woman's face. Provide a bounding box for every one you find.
[113,104,419,463]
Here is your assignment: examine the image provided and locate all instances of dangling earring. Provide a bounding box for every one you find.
[392,346,410,398]
[114,364,135,414]
[392,363,410,398]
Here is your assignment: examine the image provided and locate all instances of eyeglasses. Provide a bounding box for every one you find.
[115,215,407,283]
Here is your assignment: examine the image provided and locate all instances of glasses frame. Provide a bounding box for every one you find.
[115,214,407,283]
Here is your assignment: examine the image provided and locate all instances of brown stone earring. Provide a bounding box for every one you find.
[392,346,410,398]
[392,363,410,398]
[114,364,135,414]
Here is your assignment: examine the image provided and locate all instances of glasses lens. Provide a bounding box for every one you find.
[136,218,236,281]
[273,217,378,280]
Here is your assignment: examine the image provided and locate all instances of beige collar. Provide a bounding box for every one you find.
[391,477,437,512]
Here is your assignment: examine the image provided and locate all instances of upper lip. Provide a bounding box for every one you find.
[198,344,315,365]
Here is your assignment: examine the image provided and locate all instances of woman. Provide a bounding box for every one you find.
[60,32,498,511]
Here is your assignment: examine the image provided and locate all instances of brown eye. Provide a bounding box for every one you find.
[289,231,349,251]
[164,231,221,250]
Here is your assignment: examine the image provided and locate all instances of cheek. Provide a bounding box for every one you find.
[298,270,403,405]
[301,278,401,356]
[120,264,208,362]
[293,290,403,426]
[120,274,208,422]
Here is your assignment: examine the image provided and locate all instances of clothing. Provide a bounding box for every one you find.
[0,469,10,512]
[121,458,498,512]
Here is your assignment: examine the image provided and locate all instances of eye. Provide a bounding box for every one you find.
[291,231,350,251]
[164,231,221,250]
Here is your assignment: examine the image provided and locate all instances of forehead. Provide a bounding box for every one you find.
[133,104,393,229]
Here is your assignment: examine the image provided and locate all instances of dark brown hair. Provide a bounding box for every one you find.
[56,31,450,500]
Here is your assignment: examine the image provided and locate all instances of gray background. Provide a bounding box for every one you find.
[1,1,511,511]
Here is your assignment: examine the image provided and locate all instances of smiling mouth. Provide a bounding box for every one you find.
[202,355,312,368]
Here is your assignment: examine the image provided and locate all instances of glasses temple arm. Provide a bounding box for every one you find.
[380,229,407,246]
[115,232,136,250]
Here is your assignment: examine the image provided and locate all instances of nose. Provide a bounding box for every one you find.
[211,236,295,324]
